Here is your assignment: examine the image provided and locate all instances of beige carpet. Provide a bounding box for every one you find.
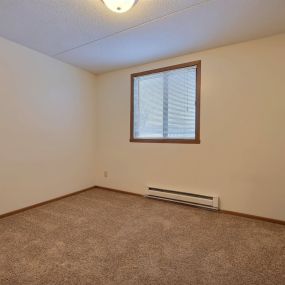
[0,188,284,285]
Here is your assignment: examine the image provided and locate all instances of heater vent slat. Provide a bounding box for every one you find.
[146,187,219,211]
[149,187,213,200]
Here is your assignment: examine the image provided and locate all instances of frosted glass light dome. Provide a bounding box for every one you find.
[102,0,137,13]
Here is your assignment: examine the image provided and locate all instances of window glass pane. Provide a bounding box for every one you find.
[167,67,196,139]
[134,74,164,138]
[133,64,198,140]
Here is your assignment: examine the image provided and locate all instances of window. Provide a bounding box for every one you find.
[130,61,201,143]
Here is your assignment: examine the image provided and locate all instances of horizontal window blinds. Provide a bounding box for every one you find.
[133,66,197,139]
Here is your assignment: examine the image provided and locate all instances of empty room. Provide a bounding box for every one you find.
[0,0,285,284]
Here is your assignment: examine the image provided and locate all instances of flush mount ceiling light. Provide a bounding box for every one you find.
[102,0,138,13]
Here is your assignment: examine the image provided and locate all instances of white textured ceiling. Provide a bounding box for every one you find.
[0,0,285,74]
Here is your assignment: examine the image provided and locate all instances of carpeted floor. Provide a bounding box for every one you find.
[0,188,284,285]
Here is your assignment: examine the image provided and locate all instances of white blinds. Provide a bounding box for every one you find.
[133,66,197,139]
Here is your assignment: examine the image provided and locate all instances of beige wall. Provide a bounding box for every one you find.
[1,33,284,221]
[95,34,285,221]
[0,36,97,215]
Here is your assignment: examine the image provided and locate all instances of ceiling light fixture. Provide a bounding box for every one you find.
[102,0,138,13]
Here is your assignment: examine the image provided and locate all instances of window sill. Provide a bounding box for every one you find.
[129,138,201,144]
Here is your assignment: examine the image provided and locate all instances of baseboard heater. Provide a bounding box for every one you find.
[146,187,219,211]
